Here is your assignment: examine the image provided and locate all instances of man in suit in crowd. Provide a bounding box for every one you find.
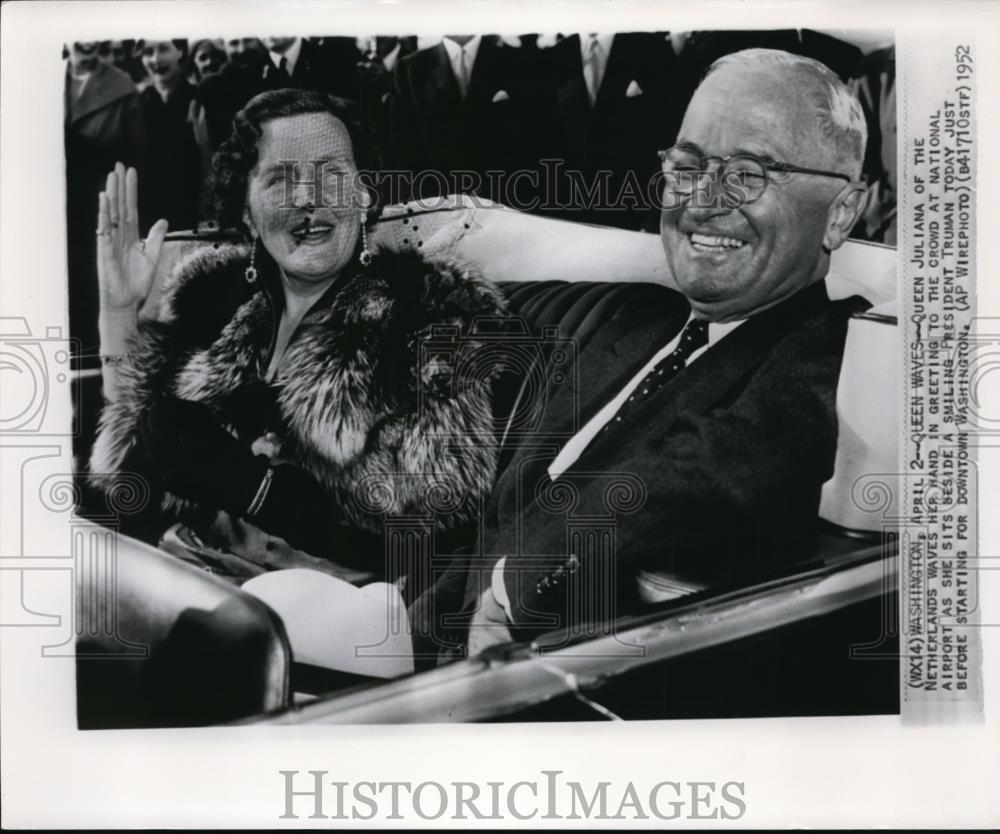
[536,32,686,229]
[410,48,870,663]
[356,36,418,169]
[850,45,896,244]
[389,35,544,205]
[259,36,362,100]
[194,37,267,150]
[195,36,361,151]
[64,41,144,364]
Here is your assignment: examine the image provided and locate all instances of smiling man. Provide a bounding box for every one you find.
[660,50,867,322]
[411,48,872,660]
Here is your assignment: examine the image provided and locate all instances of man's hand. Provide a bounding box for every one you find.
[466,585,514,657]
[139,396,268,512]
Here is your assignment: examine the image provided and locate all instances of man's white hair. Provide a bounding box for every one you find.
[705,48,867,180]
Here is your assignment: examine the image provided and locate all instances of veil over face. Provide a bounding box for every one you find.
[243,111,367,284]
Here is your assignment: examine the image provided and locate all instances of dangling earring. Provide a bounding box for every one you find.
[245,236,259,284]
[358,210,372,267]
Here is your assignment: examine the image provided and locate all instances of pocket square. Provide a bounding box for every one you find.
[492,89,511,103]
[625,80,643,98]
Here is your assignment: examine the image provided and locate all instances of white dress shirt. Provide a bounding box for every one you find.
[442,35,482,98]
[382,42,402,72]
[269,37,302,77]
[579,33,614,104]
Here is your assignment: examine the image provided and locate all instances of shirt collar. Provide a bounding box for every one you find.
[693,314,745,349]
[442,35,482,67]
[578,33,614,60]
[270,37,302,76]
[382,42,402,72]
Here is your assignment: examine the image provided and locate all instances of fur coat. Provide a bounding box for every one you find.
[89,244,508,540]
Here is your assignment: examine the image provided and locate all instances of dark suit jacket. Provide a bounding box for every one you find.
[197,62,266,150]
[356,37,419,168]
[65,61,144,359]
[536,33,685,229]
[258,37,361,100]
[411,279,867,659]
[851,46,896,244]
[198,38,361,150]
[389,37,543,203]
[138,81,201,234]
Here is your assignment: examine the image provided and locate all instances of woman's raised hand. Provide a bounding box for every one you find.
[96,162,169,313]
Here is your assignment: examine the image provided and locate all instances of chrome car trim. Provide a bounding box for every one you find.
[246,547,896,725]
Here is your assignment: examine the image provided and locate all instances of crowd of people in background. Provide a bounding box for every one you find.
[64,32,896,356]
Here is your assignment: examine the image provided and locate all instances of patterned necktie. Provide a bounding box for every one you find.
[602,318,710,432]
[583,36,602,106]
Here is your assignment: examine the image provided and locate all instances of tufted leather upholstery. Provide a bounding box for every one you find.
[483,280,684,480]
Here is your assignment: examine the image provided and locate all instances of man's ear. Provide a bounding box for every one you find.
[823,182,868,251]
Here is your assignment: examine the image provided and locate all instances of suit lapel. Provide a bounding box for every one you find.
[570,313,682,430]
[423,43,461,109]
[602,280,833,443]
[466,37,496,105]
[490,306,680,537]
[67,62,136,124]
[292,40,314,84]
[504,309,683,474]
[481,307,684,605]
[552,36,590,138]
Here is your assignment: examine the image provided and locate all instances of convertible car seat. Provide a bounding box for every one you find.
[72,200,898,726]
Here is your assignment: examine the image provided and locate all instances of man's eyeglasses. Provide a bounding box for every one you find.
[658,145,853,207]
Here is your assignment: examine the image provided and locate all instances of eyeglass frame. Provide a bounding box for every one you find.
[657,144,855,206]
